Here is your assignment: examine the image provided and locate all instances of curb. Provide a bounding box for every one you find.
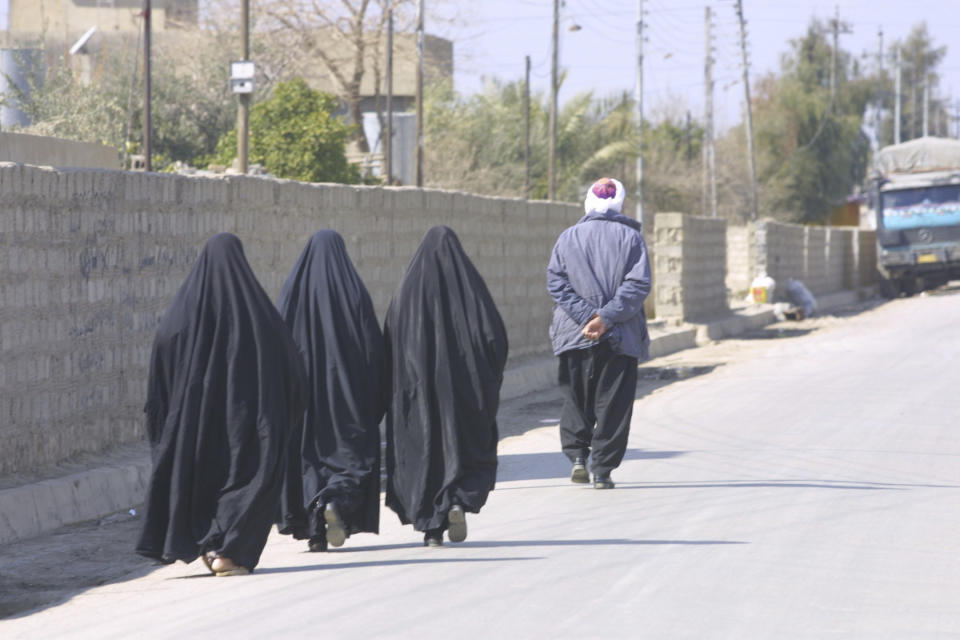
[0,287,871,546]
[0,459,152,545]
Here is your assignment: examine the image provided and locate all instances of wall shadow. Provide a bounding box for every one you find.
[0,516,161,620]
[727,327,816,340]
[457,538,747,549]
[251,556,540,576]
[609,479,939,491]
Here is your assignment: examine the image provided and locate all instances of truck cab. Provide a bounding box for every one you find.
[874,138,960,297]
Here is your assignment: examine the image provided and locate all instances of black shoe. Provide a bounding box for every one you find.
[447,505,467,543]
[307,536,326,552]
[324,503,346,548]
[571,457,589,484]
[593,474,615,490]
[423,528,444,547]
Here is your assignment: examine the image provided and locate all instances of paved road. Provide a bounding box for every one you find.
[3,291,960,639]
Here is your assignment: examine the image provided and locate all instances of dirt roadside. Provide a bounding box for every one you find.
[0,296,891,620]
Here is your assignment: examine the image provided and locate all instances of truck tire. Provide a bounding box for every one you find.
[879,276,900,299]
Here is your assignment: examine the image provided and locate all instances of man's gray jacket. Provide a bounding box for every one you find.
[546,210,651,360]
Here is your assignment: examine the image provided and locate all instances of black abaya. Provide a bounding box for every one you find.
[136,233,306,571]
[383,226,508,532]
[275,230,385,546]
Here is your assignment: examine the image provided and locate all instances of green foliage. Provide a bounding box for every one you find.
[211,78,360,183]
[11,33,238,171]
[10,48,129,159]
[424,79,649,203]
[748,19,874,223]
[881,22,949,143]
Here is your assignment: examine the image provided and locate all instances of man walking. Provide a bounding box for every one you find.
[546,177,651,489]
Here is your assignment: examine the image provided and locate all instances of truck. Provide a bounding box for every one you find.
[873,136,960,298]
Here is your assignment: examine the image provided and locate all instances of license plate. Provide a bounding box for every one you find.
[917,253,938,263]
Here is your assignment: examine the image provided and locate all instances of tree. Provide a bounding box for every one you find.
[743,19,873,223]
[10,46,129,156]
[256,0,421,153]
[212,78,360,183]
[10,28,244,171]
[884,23,948,143]
[423,78,651,204]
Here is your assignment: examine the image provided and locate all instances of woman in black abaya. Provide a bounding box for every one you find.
[136,233,306,576]
[384,226,508,546]
[275,230,385,552]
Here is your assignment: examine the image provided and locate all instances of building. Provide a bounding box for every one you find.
[7,0,198,35]
[3,1,450,183]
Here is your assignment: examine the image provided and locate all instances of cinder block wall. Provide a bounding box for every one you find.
[725,225,753,297]
[0,164,580,476]
[0,132,119,169]
[805,227,828,294]
[752,219,873,300]
[825,227,852,293]
[654,213,728,321]
[756,220,805,293]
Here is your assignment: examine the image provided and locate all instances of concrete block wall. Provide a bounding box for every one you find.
[824,227,852,293]
[756,220,805,292]
[0,163,580,476]
[804,226,828,294]
[725,225,753,296]
[0,131,120,169]
[751,219,874,300]
[654,213,728,321]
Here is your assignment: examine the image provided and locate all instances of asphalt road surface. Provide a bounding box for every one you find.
[2,289,959,639]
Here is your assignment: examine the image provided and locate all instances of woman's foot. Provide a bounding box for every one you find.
[447,505,467,543]
[210,556,250,576]
[323,502,347,548]
[423,528,444,547]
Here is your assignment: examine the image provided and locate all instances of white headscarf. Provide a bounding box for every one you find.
[583,177,625,215]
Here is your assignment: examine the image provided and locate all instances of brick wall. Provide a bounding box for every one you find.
[0,164,581,476]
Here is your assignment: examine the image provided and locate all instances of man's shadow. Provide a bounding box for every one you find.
[497,449,686,483]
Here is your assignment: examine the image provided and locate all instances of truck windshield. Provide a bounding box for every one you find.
[881,185,960,230]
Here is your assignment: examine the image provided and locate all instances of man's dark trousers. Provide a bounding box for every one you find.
[558,340,638,477]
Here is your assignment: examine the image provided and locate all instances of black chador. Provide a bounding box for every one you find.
[136,233,307,576]
[275,230,386,551]
[383,226,508,546]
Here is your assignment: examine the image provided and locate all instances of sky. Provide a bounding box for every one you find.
[3,0,960,134]
[435,0,960,133]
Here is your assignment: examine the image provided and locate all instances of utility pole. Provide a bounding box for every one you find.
[894,45,901,143]
[143,0,151,172]
[385,9,393,184]
[703,6,717,218]
[549,0,559,201]
[735,0,757,221]
[875,27,883,148]
[635,0,644,223]
[237,0,249,174]
[923,76,930,137]
[524,55,531,199]
[830,5,838,104]
[415,0,424,187]
[955,99,960,138]
[828,7,852,108]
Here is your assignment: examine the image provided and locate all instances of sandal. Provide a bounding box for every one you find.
[211,556,250,577]
[200,552,215,574]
